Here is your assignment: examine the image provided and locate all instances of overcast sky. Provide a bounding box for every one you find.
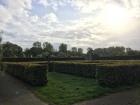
[0,0,140,51]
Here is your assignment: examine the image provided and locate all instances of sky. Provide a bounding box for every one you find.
[0,0,140,51]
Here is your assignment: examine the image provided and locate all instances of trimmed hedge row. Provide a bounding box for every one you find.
[92,55,140,60]
[96,65,140,87]
[49,61,140,87]
[3,63,48,86]
[2,57,85,62]
[49,62,96,78]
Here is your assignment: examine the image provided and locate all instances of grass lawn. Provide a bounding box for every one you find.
[33,72,111,105]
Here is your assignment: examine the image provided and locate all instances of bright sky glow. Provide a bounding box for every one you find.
[99,4,131,33]
[103,5,129,26]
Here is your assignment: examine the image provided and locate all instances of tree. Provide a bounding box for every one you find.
[78,48,83,56]
[87,47,93,59]
[93,46,126,57]
[87,47,93,54]
[29,41,43,57]
[108,46,125,56]
[126,48,140,56]
[58,43,67,57]
[71,47,77,56]
[30,47,42,57]
[2,42,23,57]
[93,48,106,57]
[0,32,2,62]
[43,42,53,56]
[71,47,77,52]
[59,43,67,53]
[33,41,41,48]
[24,48,32,58]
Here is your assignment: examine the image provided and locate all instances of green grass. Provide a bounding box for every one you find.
[33,72,110,105]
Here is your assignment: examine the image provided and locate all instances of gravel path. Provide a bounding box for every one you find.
[0,72,48,105]
[75,87,140,105]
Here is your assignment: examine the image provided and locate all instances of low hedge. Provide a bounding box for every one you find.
[49,62,96,78]
[2,57,85,62]
[3,63,48,86]
[96,65,140,87]
[92,55,140,60]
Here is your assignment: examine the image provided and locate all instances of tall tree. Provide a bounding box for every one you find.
[24,48,32,58]
[71,47,77,56]
[87,48,93,55]
[71,47,77,53]
[43,42,53,56]
[2,42,23,57]
[78,48,83,55]
[30,41,43,57]
[33,41,41,48]
[58,43,67,57]
[59,43,67,53]
[87,47,94,59]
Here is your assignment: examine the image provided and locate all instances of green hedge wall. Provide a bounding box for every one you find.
[49,62,96,78]
[2,57,85,62]
[93,55,140,60]
[96,65,140,87]
[3,63,48,86]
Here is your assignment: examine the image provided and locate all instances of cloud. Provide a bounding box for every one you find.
[38,0,48,7]
[0,0,140,51]
[43,13,58,23]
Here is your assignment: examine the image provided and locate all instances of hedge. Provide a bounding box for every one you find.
[96,65,140,87]
[92,55,140,60]
[3,63,48,86]
[49,62,96,78]
[2,57,85,62]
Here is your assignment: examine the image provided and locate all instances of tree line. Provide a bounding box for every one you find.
[1,41,84,58]
[0,41,140,58]
[87,47,140,59]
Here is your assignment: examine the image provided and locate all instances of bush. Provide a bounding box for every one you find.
[49,62,96,78]
[96,65,140,87]
[3,63,48,86]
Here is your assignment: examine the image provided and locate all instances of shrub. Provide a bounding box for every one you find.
[3,63,47,86]
[96,65,140,87]
[49,62,96,78]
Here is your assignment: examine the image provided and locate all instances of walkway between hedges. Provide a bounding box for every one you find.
[0,71,48,105]
[75,87,140,105]
[1,71,140,105]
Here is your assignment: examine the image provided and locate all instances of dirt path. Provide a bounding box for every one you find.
[75,87,140,105]
[0,72,48,105]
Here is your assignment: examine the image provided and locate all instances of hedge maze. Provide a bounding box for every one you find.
[2,60,140,87]
[49,60,140,87]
